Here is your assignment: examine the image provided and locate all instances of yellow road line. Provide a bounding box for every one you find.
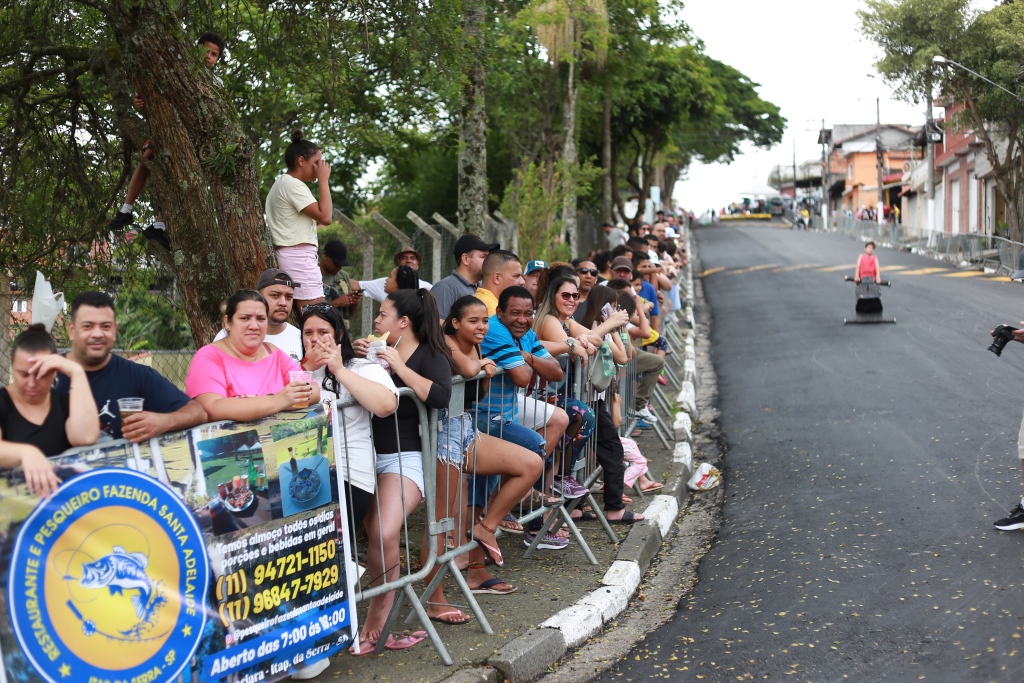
[993,276,1013,282]
[939,271,986,278]
[701,267,725,277]
[771,264,823,272]
[900,267,951,275]
[731,263,781,274]
[816,265,856,272]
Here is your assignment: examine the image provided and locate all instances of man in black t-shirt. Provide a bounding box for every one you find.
[54,292,208,442]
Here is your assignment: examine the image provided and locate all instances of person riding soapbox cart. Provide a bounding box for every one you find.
[843,276,894,324]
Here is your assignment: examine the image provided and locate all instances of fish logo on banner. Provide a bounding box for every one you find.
[9,468,209,683]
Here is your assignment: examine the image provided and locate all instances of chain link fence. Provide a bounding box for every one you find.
[3,208,612,386]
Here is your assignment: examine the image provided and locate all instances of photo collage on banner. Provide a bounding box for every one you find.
[0,402,357,683]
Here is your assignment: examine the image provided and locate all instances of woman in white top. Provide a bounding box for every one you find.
[299,304,398,525]
[292,303,398,679]
[265,130,333,310]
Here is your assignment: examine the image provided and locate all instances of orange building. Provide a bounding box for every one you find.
[830,124,919,213]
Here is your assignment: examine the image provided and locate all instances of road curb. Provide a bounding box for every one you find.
[446,238,704,683]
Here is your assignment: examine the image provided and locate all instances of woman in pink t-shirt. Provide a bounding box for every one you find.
[185,290,319,421]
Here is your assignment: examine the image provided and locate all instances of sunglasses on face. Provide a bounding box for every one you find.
[301,302,334,315]
[559,291,581,301]
[576,268,598,276]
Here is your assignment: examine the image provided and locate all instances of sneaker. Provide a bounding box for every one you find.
[551,476,588,499]
[636,419,654,429]
[109,209,133,229]
[524,532,569,550]
[635,407,659,423]
[994,502,1024,530]
[142,224,171,250]
[291,657,331,679]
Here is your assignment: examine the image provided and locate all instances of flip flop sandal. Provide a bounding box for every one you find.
[570,510,598,521]
[384,631,428,650]
[608,509,644,525]
[349,637,378,656]
[471,577,518,595]
[497,513,524,534]
[639,481,665,492]
[429,610,471,625]
[467,521,504,567]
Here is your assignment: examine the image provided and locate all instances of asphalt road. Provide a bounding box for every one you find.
[594,221,1024,683]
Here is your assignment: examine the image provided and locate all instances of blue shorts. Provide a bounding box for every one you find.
[437,410,477,469]
[466,413,546,508]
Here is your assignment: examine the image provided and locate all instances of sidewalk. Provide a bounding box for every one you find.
[329,260,701,683]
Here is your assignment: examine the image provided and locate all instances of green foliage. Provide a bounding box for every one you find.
[859,0,1024,239]
[858,0,971,102]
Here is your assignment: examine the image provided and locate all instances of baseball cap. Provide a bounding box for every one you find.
[393,247,423,266]
[525,260,548,275]
[256,268,299,290]
[454,234,500,259]
[1013,251,1024,279]
[610,256,633,273]
[323,240,351,267]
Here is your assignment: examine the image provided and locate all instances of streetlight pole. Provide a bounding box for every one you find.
[933,56,1024,104]
[925,73,936,235]
[876,97,885,225]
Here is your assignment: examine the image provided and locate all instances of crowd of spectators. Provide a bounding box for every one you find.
[10,130,689,666]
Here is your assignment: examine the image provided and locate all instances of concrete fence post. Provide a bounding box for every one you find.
[432,213,462,238]
[371,211,414,249]
[334,211,375,334]
[407,211,444,283]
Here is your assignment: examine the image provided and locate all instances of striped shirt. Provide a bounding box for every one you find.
[474,314,551,421]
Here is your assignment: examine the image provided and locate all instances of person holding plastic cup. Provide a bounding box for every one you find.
[185,290,319,421]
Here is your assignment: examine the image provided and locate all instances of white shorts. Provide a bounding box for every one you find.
[275,244,324,301]
[516,395,556,431]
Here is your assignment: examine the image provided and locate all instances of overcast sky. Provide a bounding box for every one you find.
[671,0,998,212]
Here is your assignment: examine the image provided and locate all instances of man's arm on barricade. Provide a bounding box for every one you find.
[121,400,207,443]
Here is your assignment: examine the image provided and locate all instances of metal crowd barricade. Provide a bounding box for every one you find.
[337,326,683,665]
[333,387,453,663]
[408,371,494,636]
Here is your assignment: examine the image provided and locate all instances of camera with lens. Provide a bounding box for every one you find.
[989,325,1019,356]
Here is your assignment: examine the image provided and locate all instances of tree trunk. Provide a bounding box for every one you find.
[601,90,613,224]
[458,0,488,237]
[561,19,578,258]
[108,3,273,345]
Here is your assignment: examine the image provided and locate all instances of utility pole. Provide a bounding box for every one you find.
[876,97,885,225]
[820,119,828,225]
[925,74,936,234]
[792,139,798,207]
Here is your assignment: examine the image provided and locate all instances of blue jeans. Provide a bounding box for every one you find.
[466,413,546,508]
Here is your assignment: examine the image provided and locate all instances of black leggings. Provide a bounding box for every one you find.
[594,399,626,512]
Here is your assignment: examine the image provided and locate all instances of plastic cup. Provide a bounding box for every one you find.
[117,397,144,417]
[289,370,313,409]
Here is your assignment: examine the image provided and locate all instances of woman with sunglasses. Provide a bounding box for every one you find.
[531,277,627,497]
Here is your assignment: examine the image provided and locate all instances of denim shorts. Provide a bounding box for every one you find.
[437,410,477,469]
[375,451,424,498]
